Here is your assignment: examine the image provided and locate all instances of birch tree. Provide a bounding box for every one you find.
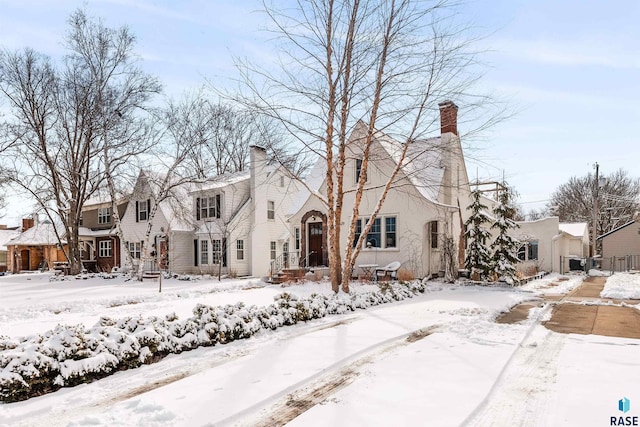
[0,9,160,274]
[234,0,498,292]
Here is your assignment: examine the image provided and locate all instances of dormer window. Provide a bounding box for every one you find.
[197,194,221,220]
[98,207,111,224]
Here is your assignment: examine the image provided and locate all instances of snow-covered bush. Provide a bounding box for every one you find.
[0,281,425,402]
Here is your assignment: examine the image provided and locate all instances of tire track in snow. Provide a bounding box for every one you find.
[462,302,567,427]
[227,326,439,427]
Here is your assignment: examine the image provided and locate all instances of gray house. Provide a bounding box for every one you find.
[598,217,640,271]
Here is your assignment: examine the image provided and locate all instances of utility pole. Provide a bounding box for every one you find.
[592,162,599,257]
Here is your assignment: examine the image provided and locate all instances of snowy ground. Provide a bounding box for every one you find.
[0,271,639,426]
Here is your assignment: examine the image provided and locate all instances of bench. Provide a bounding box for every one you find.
[375,261,401,281]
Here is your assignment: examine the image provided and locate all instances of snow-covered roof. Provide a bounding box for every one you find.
[376,131,444,203]
[559,222,588,238]
[194,221,224,235]
[0,229,20,251]
[83,192,129,208]
[288,157,327,216]
[288,123,449,216]
[6,221,65,246]
[133,170,196,232]
[190,171,250,193]
[78,227,117,237]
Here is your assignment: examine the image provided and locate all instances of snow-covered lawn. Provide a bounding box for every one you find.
[0,271,639,426]
[601,272,640,299]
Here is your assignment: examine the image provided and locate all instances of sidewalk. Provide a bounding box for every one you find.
[542,276,640,339]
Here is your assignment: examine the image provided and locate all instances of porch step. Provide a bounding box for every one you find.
[142,271,161,279]
[271,268,306,284]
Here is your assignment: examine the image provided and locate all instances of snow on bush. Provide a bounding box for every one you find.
[0,280,425,402]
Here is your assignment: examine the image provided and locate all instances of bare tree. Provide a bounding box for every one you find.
[132,93,209,287]
[188,99,310,178]
[548,168,640,242]
[234,0,500,292]
[0,9,160,274]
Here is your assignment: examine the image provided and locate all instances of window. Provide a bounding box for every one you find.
[98,240,112,258]
[128,241,142,259]
[355,158,363,183]
[294,227,300,250]
[528,241,539,260]
[430,221,439,249]
[212,239,221,265]
[517,241,538,261]
[354,216,398,249]
[280,176,285,187]
[366,218,381,248]
[270,241,276,260]
[267,201,275,220]
[354,218,362,247]
[236,240,244,260]
[385,217,396,248]
[137,199,149,222]
[200,240,209,265]
[199,194,221,220]
[98,207,111,224]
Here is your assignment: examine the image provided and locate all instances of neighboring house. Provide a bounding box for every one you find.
[557,222,590,270]
[119,171,195,274]
[287,101,473,279]
[6,218,68,273]
[192,171,251,276]
[191,146,301,277]
[78,195,129,272]
[0,225,20,273]
[598,218,640,271]
[510,218,589,273]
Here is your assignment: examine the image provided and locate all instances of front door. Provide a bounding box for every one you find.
[20,249,30,271]
[308,222,323,266]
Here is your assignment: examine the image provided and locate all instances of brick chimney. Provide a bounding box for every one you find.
[22,218,35,231]
[438,100,458,136]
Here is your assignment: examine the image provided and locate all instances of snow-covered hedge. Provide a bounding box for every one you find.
[0,280,425,402]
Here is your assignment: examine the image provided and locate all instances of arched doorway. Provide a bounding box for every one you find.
[301,210,327,267]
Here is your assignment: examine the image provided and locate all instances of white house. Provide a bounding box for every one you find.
[510,218,589,273]
[287,101,473,279]
[190,146,302,278]
[119,171,195,274]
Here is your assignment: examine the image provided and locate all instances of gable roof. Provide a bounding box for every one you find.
[559,222,588,238]
[375,130,445,203]
[289,123,453,216]
[130,170,196,232]
[7,221,64,246]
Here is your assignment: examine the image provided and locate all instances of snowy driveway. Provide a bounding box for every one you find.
[1,272,640,426]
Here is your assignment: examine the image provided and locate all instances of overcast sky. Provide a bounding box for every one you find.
[1,0,638,225]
